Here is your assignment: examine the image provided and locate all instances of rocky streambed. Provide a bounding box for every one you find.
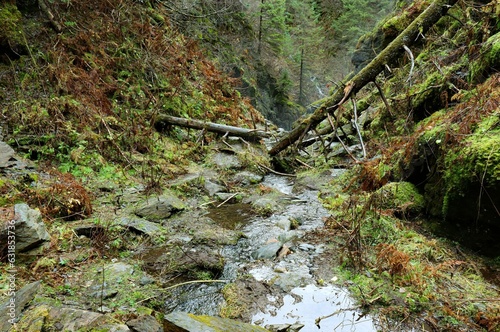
[155,172,381,331]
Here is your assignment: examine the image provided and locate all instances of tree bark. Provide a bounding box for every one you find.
[269,0,459,156]
[155,114,271,140]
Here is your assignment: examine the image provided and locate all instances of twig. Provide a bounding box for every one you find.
[373,81,393,117]
[403,45,415,85]
[217,193,240,208]
[257,163,297,177]
[315,306,360,327]
[351,97,367,159]
[295,158,313,169]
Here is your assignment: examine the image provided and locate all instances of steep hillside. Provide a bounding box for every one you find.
[1,0,263,173]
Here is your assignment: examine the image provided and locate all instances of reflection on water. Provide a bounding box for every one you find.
[206,202,254,229]
[252,284,377,331]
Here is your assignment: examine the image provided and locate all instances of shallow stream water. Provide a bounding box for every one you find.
[167,173,381,331]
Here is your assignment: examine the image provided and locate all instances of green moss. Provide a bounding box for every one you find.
[0,3,23,45]
[470,31,500,82]
[374,181,425,215]
[443,127,500,212]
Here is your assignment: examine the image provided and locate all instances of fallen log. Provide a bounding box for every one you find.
[154,114,271,140]
[269,0,459,156]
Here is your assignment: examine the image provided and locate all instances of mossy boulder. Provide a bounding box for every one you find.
[373,181,425,216]
[0,3,25,62]
[438,118,500,254]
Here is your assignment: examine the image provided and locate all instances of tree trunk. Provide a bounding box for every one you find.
[154,114,271,140]
[269,0,459,156]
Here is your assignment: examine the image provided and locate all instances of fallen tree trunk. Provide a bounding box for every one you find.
[269,0,458,156]
[155,114,271,140]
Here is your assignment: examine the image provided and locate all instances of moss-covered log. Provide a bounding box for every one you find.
[269,0,459,156]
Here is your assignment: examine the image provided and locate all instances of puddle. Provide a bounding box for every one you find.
[252,284,377,331]
[206,202,254,229]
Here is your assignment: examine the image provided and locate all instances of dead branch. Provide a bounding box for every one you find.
[403,45,415,85]
[38,0,62,33]
[155,114,270,141]
[351,97,367,159]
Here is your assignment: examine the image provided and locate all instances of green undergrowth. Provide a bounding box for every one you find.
[318,169,500,330]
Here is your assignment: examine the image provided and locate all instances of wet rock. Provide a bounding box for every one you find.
[0,141,15,167]
[135,193,185,222]
[164,311,269,332]
[204,179,225,196]
[275,217,291,231]
[298,243,315,251]
[272,264,312,292]
[190,218,244,245]
[233,171,264,185]
[118,216,164,236]
[139,244,223,278]
[0,281,41,331]
[9,203,51,252]
[252,241,282,260]
[127,314,162,332]
[211,152,242,170]
[214,192,240,203]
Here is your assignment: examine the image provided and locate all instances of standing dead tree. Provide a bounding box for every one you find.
[269,0,459,156]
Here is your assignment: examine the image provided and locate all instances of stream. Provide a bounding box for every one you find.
[166,173,380,331]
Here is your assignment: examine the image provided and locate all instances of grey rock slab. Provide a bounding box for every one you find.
[11,203,51,252]
[203,179,225,196]
[0,141,15,167]
[126,314,162,332]
[135,194,185,222]
[252,241,282,260]
[14,304,126,332]
[164,311,269,332]
[0,281,41,331]
[233,171,264,185]
[117,216,163,236]
[211,152,242,169]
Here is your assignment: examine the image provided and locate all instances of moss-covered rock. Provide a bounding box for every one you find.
[0,3,25,62]
[470,31,500,82]
[373,181,425,216]
[164,311,270,331]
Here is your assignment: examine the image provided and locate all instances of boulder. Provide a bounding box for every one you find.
[13,304,130,332]
[163,311,269,332]
[117,216,164,236]
[0,281,41,331]
[126,314,162,332]
[0,141,15,167]
[210,152,242,170]
[135,193,185,222]
[252,241,283,260]
[8,204,51,252]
